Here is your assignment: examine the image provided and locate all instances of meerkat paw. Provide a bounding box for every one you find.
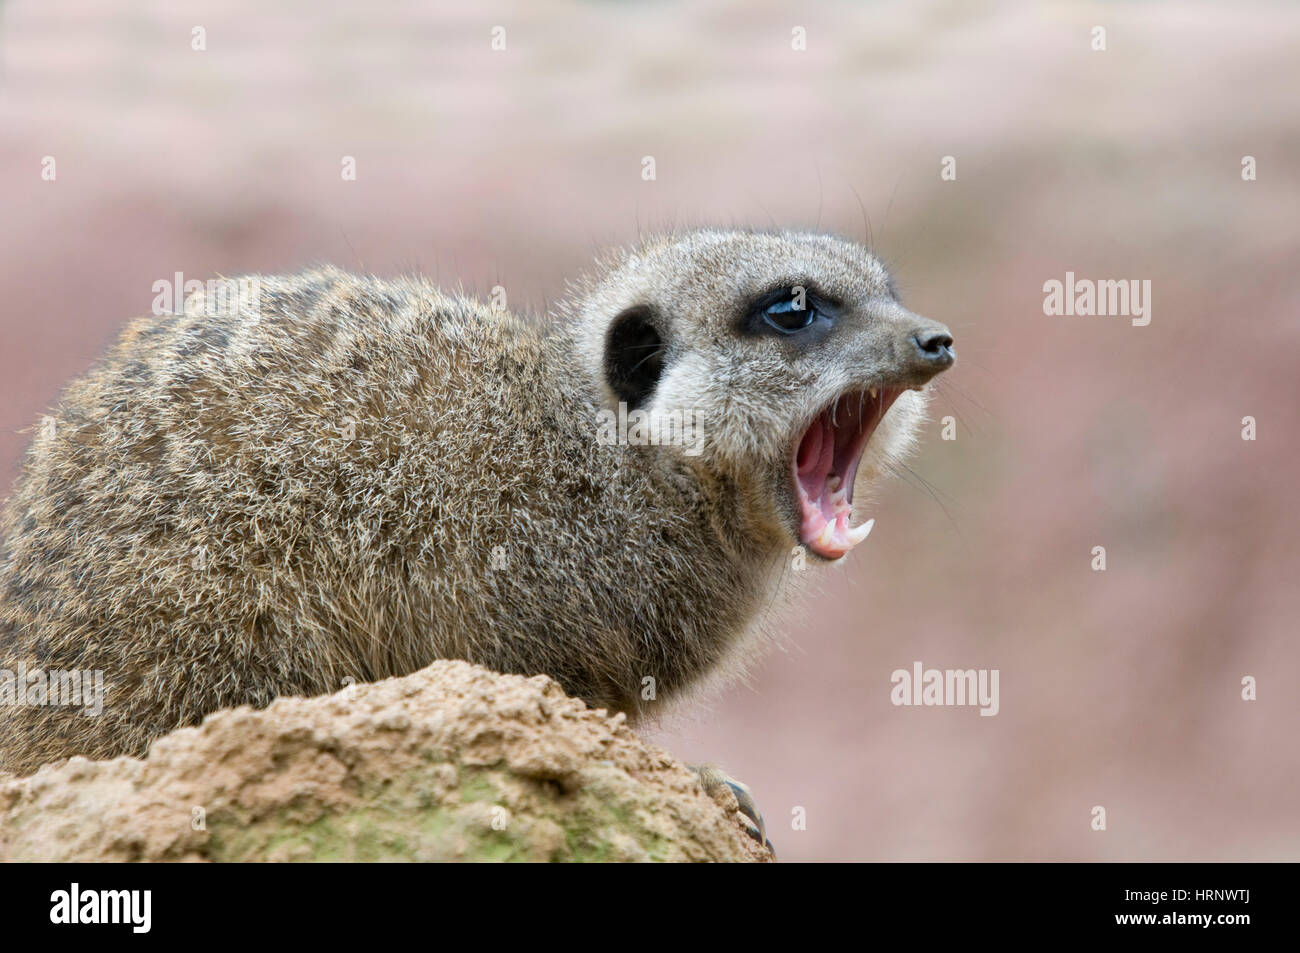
[688,763,775,857]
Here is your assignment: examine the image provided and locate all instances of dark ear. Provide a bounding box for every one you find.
[604,305,665,409]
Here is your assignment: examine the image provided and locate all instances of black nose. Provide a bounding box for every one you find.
[912,329,955,367]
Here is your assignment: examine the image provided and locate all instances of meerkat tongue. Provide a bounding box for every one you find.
[793,392,895,559]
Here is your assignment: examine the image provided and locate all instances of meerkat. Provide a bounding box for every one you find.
[0,230,954,833]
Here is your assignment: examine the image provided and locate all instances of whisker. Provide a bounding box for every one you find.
[625,349,663,376]
[884,459,964,541]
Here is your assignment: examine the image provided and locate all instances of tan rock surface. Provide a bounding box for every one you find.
[0,661,770,862]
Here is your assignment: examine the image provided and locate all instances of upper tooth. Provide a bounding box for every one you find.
[827,476,841,492]
[869,387,879,399]
[817,523,836,549]
[846,518,875,545]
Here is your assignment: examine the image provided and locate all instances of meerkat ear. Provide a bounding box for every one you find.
[604,305,665,409]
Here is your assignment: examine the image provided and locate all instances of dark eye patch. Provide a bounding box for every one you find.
[604,304,665,409]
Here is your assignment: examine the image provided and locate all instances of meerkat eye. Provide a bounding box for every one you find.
[748,285,840,337]
[763,297,818,333]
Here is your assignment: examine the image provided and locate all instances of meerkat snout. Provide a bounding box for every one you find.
[0,226,954,775]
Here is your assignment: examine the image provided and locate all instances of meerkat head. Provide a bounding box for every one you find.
[567,228,955,562]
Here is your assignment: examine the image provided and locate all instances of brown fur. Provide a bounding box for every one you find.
[0,229,951,775]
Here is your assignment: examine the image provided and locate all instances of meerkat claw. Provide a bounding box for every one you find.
[689,763,776,857]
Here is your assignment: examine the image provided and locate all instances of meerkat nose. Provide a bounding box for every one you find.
[911,327,955,368]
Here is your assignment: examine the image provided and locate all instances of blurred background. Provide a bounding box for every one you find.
[1,0,1297,860]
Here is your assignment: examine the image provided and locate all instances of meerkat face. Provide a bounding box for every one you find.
[570,229,955,561]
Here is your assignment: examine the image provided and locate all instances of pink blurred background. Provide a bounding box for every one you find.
[2,0,1297,860]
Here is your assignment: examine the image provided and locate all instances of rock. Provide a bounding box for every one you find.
[0,660,770,862]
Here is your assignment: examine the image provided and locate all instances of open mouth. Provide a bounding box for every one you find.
[793,388,903,560]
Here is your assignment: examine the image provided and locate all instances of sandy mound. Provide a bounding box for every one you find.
[0,660,770,862]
